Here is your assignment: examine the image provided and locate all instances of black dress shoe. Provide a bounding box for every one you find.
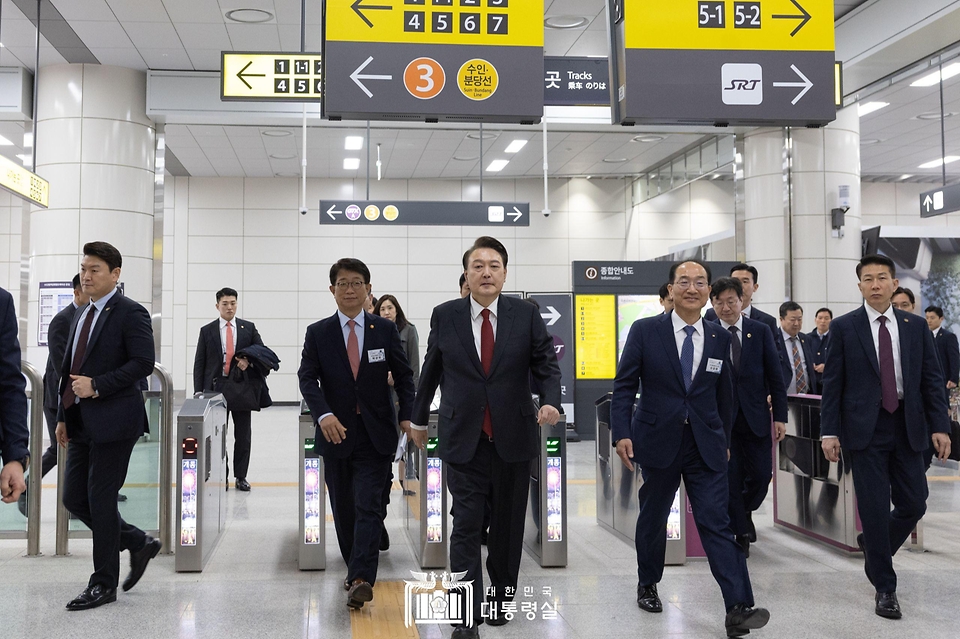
[737,535,751,558]
[451,626,480,639]
[235,478,251,491]
[123,536,162,592]
[725,604,770,638]
[637,584,662,613]
[66,585,117,611]
[380,525,390,551]
[117,493,128,502]
[875,592,901,619]
[747,514,757,543]
[857,533,875,587]
[486,606,509,626]
[347,579,374,609]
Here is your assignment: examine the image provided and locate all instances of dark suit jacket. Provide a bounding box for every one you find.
[776,329,819,395]
[298,311,415,459]
[43,303,78,410]
[821,306,949,452]
[56,291,155,443]
[719,317,788,436]
[412,295,561,465]
[705,305,779,335]
[611,312,734,473]
[807,330,830,386]
[193,318,264,393]
[934,328,960,387]
[0,287,28,465]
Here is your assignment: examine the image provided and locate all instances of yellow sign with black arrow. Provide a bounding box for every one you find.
[221,52,323,101]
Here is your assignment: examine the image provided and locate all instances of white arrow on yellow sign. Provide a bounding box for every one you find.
[221,52,323,101]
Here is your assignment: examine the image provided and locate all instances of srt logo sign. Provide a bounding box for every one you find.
[721,63,763,105]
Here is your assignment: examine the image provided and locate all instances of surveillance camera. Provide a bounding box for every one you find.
[542,209,551,218]
[299,207,308,216]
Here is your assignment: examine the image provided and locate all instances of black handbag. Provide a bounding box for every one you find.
[216,366,262,412]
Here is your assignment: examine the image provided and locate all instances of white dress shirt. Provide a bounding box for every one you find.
[672,312,704,385]
[469,295,499,359]
[318,309,366,424]
[218,317,239,367]
[863,302,904,398]
[780,328,809,394]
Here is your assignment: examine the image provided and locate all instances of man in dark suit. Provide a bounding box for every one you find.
[821,254,950,620]
[0,285,29,505]
[659,282,673,314]
[709,277,787,556]
[613,260,768,637]
[704,263,779,335]
[54,242,160,611]
[298,258,416,610]
[412,236,561,638]
[775,302,818,395]
[925,305,959,401]
[807,307,832,389]
[193,287,264,491]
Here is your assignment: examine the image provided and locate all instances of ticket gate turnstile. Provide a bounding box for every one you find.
[404,414,448,569]
[176,394,228,572]
[523,416,568,567]
[299,402,326,570]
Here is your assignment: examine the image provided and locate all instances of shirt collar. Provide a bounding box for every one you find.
[818,330,829,337]
[863,301,895,326]
[219,316,234,329]
[338,309,365,328]
[742,304,752,317]
[470,295,499,321]
[781,328,800,342]
[90,287,118,312]
[671,310,701,335]
[719,315,743,332]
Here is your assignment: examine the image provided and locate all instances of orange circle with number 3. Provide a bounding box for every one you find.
[404,57,445,100]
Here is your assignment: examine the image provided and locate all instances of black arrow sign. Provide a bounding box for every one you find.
[236,61,265,90]
[351,0,392,29]
[773,0,812,37]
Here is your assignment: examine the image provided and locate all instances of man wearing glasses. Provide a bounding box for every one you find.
[298,258,417,610]
[611,260,769,637]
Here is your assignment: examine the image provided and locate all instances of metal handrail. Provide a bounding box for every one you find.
[22,360,43,556]
[55,362,175,556]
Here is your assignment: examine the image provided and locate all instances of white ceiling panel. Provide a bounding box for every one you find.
[49,0,116,21]
[88,47,146,69]
[225,23,281,51]
[122,21,182,50]
[104,0,170,22]
[70,20,136,48]
[161,0,225,24]
[184,49,223,71]
[138,47,193,70]
[173,23,231,50]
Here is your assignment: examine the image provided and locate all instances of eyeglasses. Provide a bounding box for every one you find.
[335,281,366,290]
[674,279,708,290]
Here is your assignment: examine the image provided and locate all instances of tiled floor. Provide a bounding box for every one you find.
[2,405,960,638]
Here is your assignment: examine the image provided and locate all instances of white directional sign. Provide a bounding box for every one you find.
[540,306,562,326]
[318,200,530,226]
[920,183,960,218]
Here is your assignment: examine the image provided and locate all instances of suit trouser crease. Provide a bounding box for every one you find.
[324,416,392,585]
[635,423,754,611]
[226,409,252,480]
[447,438,529,625]
[61,409,147,589]
[727,412,773,537]
[847,406,927,594]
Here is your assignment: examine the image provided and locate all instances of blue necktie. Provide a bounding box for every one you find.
[680,325,696,391]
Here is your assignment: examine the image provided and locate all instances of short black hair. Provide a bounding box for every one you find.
[216,287,238,302]
[730,263,759,284]
[925,305,944,318]
[329,258,371,285]
[779,301,803,319]
[892,287,915,306]
[83,241,122,271]
[72,273,81,290]
[815,307,833,319]
[459,272,467,289]
[463,236,508,269]
[709,277,743,301]
[857,254,896,279]
[668,259,712,284]
[658,283,670,300]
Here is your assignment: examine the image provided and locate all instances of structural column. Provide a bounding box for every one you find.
[743,105,863,320]
[26,64,156,366]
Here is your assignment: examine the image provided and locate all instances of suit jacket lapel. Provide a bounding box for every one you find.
[735,323,751,380]
[357,311,375,378]
[63,304,85,374]
[81,301,113,366]
[853,307,881,379]
[488,296,514,376]
[657,312,686,390]
[693,324,721,389]
[896,310,911,378]
[454,297,485,377]
[328,312,353,376]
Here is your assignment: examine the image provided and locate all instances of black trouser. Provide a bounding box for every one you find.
[227,409,252,480]
[324,416,392,585]
[447,438,529,627]
[727,411,773,537]
[61,407,147,589]
[848,404,927,594]
[40,405,59,478]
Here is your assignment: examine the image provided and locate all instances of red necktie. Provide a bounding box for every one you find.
[878,316,899,413]
[480,309,494,439]
[62,306,97,408]
[347,319,360,379]
[224,321,234,374]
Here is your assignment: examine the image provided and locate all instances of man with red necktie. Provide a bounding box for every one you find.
[821,254,951,620]
[412,236,561,638]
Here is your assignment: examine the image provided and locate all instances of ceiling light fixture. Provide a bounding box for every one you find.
[910,62,960,87]
[898,174,913,181]
[916,111,957,120]
[261,129,292,137]
[603,157,628,163]
[345,136,363,150]
[860,138,882,145]
[274,172,299,177]
[918,156,960,169]
[343,158,360,170]
[466,131,498,140]
[857,101,889,117]
[632,135,665,143]
[504,139,528,153]
[269,153,297,160]
[486,159,509,172]
[0,135,12,146]
[544,16,589,29]
[453,155,479,161]
[225,9,274,23]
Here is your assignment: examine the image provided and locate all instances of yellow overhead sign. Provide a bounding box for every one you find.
[626,0,834,52]
[0,154,48,208]
[325,0,542,48]
[221,52,323,101]
[575,295,617,380]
